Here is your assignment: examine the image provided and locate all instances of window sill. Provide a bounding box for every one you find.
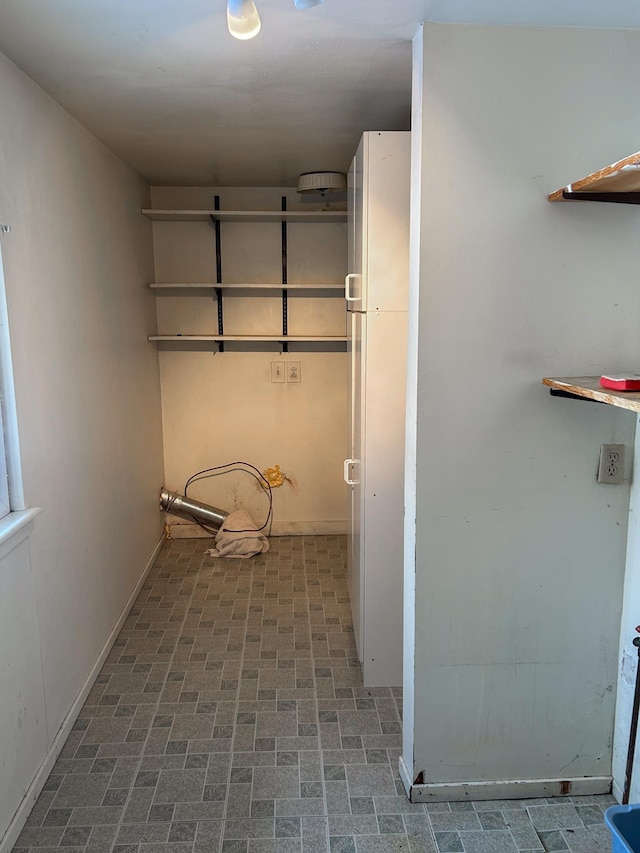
[0,507,41,557]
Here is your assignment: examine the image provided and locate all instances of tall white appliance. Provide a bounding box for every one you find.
[344,131,410,688]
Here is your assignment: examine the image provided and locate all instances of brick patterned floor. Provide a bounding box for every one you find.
[12,535,615,853]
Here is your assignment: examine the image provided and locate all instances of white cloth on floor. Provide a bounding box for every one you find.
[205,507,269,558]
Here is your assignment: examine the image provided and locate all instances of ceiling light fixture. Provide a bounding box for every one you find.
[227,0,262,40]
[297,171,346,195]
[293,0,326,8]
[227,0,326,41]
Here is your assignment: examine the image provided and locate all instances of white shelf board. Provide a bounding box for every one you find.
[142,209,347,223]
[149,282,344,290]
[149,334,348,342]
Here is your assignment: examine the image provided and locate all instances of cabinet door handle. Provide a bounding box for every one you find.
[345,273,360,303]
[344,458,360,485]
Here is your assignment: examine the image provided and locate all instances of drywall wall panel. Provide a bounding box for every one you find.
[0,49,163,841]
[402,25,424,782]
[409,23,640,786]
[0,534,46,837]
[150,186,348,533]
[613,417,640,802]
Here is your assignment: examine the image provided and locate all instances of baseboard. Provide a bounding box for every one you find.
[0,533,165,853]
[612,779,623,804]
[398,755,414,798]
[270,520,348,535]
[407,775,612,803]
[165,522,213,539]
[166,519,348,538]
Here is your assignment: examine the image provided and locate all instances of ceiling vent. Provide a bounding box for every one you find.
[297,172,347,195]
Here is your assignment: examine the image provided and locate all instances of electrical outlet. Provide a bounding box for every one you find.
[271,362,285,383]
[287,361,301,383]
[598,443,625,485]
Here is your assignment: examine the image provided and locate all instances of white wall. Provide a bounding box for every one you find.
[0,51,163,846]
[150,186,348,535]
[613,419,640,802]
[405,23,640,790]
[0,528,46,845]
[401,36,424,783]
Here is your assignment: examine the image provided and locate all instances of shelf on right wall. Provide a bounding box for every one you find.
[546,153,640,409]
[548,149,640,203]
[543,376,640,413]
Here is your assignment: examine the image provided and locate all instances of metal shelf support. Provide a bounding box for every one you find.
[549,389,605,404]
[282,196,288,354]
[562,190,640,204]
[210,195,224,353]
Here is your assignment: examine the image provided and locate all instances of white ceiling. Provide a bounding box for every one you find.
[0,0,639,186]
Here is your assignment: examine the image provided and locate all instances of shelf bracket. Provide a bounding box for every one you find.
[282,195,288,354]
[549,389,605,404]
[562,190,640,205]
[211,196,224,353]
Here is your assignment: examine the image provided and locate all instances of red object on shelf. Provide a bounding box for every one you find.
[600,375,640,391]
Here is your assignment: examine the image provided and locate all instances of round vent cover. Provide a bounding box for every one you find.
[297,171,347,194]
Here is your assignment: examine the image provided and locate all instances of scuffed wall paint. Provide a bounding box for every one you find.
[613,416,640,801]
[408,23,640,788]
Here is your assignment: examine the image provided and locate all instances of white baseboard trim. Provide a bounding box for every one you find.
[398,755,414,798]
[166,519,348,538]
[0,533,165,853]
[165,522,212,539]
[612,779,623,804]
[407,775,612,803]
[270,520,348,535]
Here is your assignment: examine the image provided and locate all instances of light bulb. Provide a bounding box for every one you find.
[293,0,326,8]
[227,0,261,40]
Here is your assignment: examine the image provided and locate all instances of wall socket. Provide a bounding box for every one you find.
[597,444,625,485]
[287,362,301,383]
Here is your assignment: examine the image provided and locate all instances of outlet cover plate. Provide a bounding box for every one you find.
[598,443,625,485]
[287,362,301,383]
[271,362,285,383]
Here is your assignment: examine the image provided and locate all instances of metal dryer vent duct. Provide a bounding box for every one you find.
[160,488,228,532]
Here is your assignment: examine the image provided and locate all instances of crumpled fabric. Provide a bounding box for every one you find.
[205,507,269,559]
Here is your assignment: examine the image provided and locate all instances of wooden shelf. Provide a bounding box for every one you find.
[142,209,347,222]
[149,334,348,343]
[548,151,640,203]
[149,282,343,291]
[543,376,640,413]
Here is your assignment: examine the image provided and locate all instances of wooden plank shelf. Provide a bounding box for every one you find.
[149,282,343,290]
[142,209,347,222]
[543,376,640,413]
[548,151,640,203]
[149,334,348,342]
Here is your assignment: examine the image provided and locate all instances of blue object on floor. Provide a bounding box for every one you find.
[606,804,640,853]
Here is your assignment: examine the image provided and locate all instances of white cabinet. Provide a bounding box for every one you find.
[348,309,409,683]
[345,131,410,688]
[345,132,411,312]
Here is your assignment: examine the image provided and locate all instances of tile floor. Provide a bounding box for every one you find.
[12,535,615,853]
